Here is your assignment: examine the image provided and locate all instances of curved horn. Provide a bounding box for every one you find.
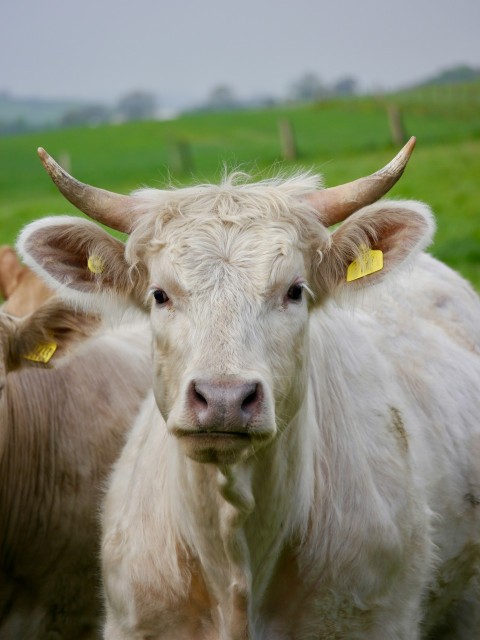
[37,148,139,234]
[308,136,416,226]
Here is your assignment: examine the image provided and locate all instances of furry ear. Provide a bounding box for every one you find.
[314,200,435,295]
[0,246,54,317]
[4,299,102,371]
[0,246,23,299]
[17,217,148,314]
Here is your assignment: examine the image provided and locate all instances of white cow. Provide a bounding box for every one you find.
[18,140,480,639]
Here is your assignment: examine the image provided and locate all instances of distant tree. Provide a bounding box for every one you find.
[254,95,278,108]
[288,73,328,103]
[60,104,111,127]
[117,91,157,121]
[332,76,358,97]
[205,85,239,111]
[419,64,480,87]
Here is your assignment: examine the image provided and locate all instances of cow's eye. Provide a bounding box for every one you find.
[153,289,169,305]
[286,283,303,302]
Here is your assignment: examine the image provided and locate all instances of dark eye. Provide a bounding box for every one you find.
[153,289,169,305]
[287,283,303,302]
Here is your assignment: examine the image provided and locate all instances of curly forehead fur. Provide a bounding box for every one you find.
[125,171,331,275]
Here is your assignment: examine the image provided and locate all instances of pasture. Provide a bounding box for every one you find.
[1,86,480,288]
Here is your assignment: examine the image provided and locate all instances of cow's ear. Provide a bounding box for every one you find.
[17,216,148,314]
[0,246,23,299]
[314,200,435,295]
[7,299,101,371]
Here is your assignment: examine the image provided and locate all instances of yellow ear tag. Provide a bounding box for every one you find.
[22,341,57,364]
[87,255,105,274]
[346,247,384,282]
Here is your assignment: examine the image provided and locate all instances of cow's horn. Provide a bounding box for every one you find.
[37,148,138,234]
[308,136,416,226]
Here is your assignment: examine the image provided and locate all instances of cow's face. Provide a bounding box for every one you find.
[145,216,319,464]
[19,167,435,467]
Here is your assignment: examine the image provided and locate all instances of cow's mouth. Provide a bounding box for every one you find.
[176,430,251,439]
[171,427,259,464]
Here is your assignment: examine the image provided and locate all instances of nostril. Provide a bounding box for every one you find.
[193,383,208,408]
[240,383,264,420]
[188,380,210,414]
[241,384,259,412]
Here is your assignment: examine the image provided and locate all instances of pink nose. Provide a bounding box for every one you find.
[187,379,263,431]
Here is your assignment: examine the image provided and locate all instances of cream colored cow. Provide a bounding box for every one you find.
[18,140,480,639]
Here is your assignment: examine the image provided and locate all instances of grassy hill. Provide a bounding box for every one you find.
[1,88,479,289]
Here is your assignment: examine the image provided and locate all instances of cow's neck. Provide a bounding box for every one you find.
[168,390,316,637]
[216,464,254,639]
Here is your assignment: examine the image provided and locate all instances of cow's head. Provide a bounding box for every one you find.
[0,298,100,400]
[18,140,434,465]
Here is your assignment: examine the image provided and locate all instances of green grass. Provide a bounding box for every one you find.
[1,90,479,290]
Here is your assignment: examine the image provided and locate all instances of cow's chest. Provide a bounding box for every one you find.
[131,547,378,640]
[253,545,376,640]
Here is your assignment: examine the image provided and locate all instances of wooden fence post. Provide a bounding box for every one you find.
[278,118,298,161]
[168,139,193,175]
[387,105,408,146]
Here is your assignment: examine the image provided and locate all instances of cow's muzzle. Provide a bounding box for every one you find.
[188,378,263,431]
[171,376,274,463]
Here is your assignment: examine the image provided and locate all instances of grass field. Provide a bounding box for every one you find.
[1,88,479,290]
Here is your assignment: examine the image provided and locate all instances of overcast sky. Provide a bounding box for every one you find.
[3,0,479,107]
